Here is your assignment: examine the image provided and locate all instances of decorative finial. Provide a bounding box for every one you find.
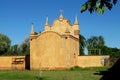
[30,23,35,35]
[59,9,63,19]
[74,15,78,25]
[45,16,49,26]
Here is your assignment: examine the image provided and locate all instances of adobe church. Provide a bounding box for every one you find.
[30,12,79,70]
[29,12,109,70]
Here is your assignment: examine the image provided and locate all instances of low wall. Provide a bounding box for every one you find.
[77,55,110,67]
[0,55,110,70]
[0,56,25,70]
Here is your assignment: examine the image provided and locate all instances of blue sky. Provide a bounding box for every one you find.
[0,0,120,48]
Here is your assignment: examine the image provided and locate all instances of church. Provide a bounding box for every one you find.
[30,12,79,70]
[29,12,109,70]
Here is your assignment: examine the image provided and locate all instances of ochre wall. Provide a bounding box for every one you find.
[30,31,79,70]
[77,56,109,67]
[0,56,25,70]
[0,55,109,70]
[30,32,66,70]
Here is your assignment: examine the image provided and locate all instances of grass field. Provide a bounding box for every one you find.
[0,67,109,80]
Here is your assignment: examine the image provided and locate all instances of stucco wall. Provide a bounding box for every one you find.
[0,56,25,70]
[30,31,79,70]
[77,56,110,67]
[30,32,66,70]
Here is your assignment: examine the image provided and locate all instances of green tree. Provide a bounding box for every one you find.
[79,34,86,55]
[81,0,117,14]
[5,44,19,55]
[0,33,11,55]
[10,44,20,55]
[86,35,105,55]
[108,47,120,58]
[19,37,30,55]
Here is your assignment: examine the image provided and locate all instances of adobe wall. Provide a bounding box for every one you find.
[77,55,110,67]
[0,56,26,70]
[30,31,79,70]
[30,32,67,70]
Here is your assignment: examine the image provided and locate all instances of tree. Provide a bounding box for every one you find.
[0,33,11,55]
[108,47,120,58]
[79,34,86,55]
[5,44,19,55]
[10,44,20,55]
[5,37,30,56]
[19,37,30,55]
[86,35,105,55]
[81,0,117,14]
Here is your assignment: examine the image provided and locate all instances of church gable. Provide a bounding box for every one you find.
[44,11,80,39]
[51,19,71,35]
[30,11,80,70]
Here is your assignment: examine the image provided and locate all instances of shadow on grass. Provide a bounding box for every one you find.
[94,58,120,80]
[36,76,48,80]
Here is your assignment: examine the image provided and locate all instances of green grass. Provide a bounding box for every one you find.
[0,67,109,80]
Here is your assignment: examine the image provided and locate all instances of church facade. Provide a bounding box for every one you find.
[30,12,79,70]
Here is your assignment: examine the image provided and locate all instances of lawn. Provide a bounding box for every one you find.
[0,67,109,80]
